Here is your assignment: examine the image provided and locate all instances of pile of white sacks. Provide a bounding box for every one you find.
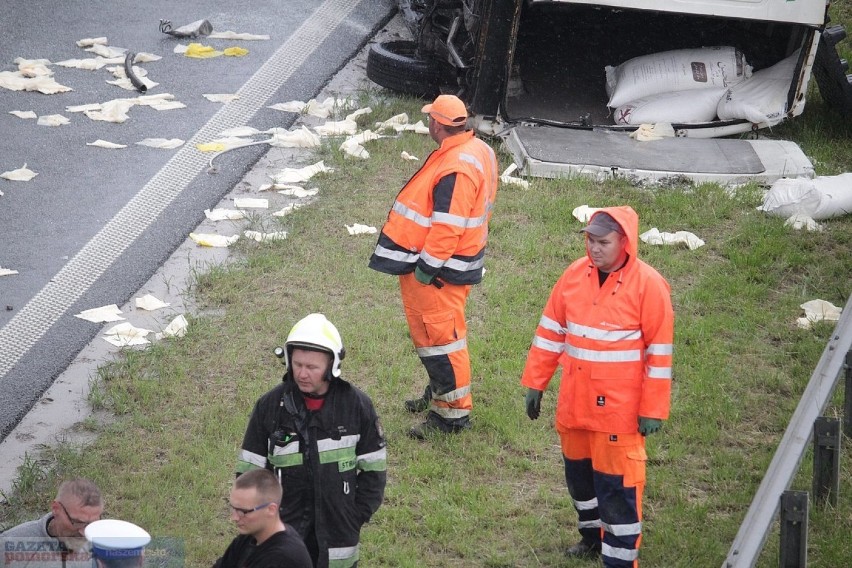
[607,46,800,127]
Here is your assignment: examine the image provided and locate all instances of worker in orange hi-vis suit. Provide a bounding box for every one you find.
[369,94,498,440]
[521,206,674,567]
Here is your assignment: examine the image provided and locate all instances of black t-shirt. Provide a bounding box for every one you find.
[212,526,312,568]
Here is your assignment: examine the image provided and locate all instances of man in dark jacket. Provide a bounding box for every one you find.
[236,314,387,568]
[214,469,312,568]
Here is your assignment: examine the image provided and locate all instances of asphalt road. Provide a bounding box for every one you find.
[0,0,396,441]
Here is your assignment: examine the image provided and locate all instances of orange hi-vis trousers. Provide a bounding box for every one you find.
[399,272,472,426]
[561,429,647,568]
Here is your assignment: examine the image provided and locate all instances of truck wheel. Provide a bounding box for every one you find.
[813,24,852,118]
[366,40,440,98]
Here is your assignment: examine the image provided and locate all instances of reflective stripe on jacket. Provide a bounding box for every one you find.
[236,379,387,568]
[521,206,674,433]
[369,130,498,285]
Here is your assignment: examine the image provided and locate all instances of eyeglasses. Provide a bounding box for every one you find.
[228,502,273,517]
[58,501,95,528]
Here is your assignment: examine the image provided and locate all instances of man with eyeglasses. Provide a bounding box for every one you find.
[213,469,312,568]
[1,478,103,568]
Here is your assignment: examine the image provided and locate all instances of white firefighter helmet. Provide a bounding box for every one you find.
[284,313,345,378]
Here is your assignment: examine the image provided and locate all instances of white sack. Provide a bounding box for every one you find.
[717,50,800,125]
[758,174,852,221]
[614,88,725,125]
[606,46,751,108]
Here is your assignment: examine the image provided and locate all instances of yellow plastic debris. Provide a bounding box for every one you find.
[184,43,222,58]
[189,233,239,247]
[196,142,227,152]
[223,46,249,57]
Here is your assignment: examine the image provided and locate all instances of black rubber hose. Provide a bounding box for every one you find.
[124,52,147,93]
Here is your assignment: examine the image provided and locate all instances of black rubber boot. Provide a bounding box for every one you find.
[564,539,602,559]
[408,412,471,440]
[404,385,432,413]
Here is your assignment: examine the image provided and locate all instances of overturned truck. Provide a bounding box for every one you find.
[368,0,852,184]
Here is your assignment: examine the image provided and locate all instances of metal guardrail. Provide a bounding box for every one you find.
[723,293,852,567]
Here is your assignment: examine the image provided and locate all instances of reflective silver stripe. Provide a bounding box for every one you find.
[567,322,642,342]
[392,201,431,227]
[272,441,300,456]
[357,447,387,464]
[567,345,641,362]
[238,449,267,467]
[317,434,359,452]
[532,335,564,353]
[432,210,489,229]
[647,366,672,379]
[578,519,602,529]
[602,543,639,562]
[430,405,471,419]
[416,337,467,357]
[459,152,484,173]
[539,315,565,335]
[328,545,359,560]
[602,521,642,537]
[432,211,468,228]
[420,249,446,270]
[432,385,471,403]
[647,343,673,355]
[373,244,419,264]
[419,250,484,272]
[444,255,484,272]
[574,497,598,511]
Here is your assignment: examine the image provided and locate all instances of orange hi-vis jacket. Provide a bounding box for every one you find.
[369,130,498,285]
[521,206,674,434]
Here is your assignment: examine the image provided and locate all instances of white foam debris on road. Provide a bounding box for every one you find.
[136,138,185,149]
[205,208,246,221]
[87,140,127,149]
[75,304,124,323]
[135,294,170,311]
[1,164,38,181]
[234,198,269,209]
[9,110,37,119]
[102,322,153,347]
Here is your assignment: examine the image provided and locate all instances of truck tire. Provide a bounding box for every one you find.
[366,40,440,98]
[813,24,852,118]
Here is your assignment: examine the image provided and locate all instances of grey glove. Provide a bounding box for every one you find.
[525,389,543,420]
[638,417,664,436]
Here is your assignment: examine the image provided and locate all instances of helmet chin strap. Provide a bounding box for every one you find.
[302,391,327,399]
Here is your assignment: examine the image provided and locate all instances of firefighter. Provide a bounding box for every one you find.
[521,206,674,567]
[236,313,387,568]
[368,94,499,439]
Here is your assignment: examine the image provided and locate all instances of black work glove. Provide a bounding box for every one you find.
[525,388,543,420]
